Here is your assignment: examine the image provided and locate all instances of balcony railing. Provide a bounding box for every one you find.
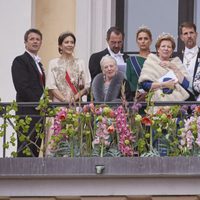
[1,100,200,158]
[1,101,200,198]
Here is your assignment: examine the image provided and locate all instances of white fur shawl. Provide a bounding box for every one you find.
[138,53,190,101]
[92,72,125,102]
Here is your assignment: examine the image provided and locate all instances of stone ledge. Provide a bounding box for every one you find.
[0,157,200,178]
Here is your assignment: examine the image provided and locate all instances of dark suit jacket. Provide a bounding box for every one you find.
[11,52,45,114]
[89,48,129,81]
[176,47,200,98]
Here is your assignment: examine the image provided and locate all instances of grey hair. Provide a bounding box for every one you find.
[100,55,117,71]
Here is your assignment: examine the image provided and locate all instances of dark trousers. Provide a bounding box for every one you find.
[16,107,43,157]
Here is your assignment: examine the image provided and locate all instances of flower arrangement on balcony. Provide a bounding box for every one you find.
[179,105,200,156]
[1,90,200,157]
[48,103,136,157]
[45,99,200,157]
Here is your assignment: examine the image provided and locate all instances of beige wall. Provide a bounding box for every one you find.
[34,0,76,67]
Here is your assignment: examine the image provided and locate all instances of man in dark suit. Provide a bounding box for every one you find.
[178,22,200,100]
[11,28,45,157]
[89,26,129,81]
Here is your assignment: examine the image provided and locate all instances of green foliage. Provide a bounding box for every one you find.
[1,88,200,158]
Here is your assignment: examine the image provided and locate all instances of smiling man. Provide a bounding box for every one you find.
[11,28,45,157]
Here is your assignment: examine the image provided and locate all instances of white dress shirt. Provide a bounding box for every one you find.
[26,50,43,75]
[107,45,126,66]
[183,45,199,92]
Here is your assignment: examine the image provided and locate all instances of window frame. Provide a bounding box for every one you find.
[116,0,194,54]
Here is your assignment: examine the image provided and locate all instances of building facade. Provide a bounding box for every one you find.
[0,1,200,199]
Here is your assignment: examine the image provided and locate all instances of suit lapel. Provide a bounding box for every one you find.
[194,48,200,77]
[105,48,110,55]
[24,52,40,74]
[179,51,184,62]
[24,52,45,88]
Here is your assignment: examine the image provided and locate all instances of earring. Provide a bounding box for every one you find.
[103,74,106,81]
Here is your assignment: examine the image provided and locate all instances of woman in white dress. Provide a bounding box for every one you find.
[46,31,91,103]
[45,32,91,156]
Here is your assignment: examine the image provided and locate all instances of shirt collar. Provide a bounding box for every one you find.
[184,46,198,55]
[107,45,123,57]
[26,50,41,63]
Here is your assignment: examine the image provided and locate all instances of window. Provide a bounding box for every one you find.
[116,0,195,54]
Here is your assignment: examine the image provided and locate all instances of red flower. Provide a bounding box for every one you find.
[109,110,116,118]
[156,108,164,115]
[167,114,172,119]
[58,113,66,121]
[141,116,152,126]
[195,106,200,113]
[107,125,115,134]
[83,105,89,113]
[89,103,95,112]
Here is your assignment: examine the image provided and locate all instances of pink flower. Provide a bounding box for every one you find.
[95,107,103,115]
[83,105,89,113]
[115,106,135,156]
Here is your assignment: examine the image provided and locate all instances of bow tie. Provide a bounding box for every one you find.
[184,47,198,56]
[185,50,195,55]
[113,53,123,57]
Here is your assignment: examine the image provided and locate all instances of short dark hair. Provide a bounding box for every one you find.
[24,28,42,42]
[58,32,76,54]
[179,22,197,35]
[106,26,124,40]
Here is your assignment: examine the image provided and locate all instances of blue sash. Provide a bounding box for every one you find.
[130,56,142,78]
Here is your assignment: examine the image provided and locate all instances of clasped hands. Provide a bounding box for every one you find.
[159,61,176,71]
[159,61,178,89]
[161,79,178,90]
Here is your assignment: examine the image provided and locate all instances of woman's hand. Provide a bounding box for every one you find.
[160,61,176,70]
[74,92,81,101]
[73,88,88,101]
[161,79,178,89]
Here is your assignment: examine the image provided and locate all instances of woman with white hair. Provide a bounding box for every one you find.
[92,55,133,102]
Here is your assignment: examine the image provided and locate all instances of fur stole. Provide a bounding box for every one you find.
[92,72,124,102]
[138,53,190,101]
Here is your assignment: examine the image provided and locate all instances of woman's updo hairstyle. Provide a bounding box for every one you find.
[155,32,176,51]
[136,26,152,41]
[58,31,76,54]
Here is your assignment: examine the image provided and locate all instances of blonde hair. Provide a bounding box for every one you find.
[155,33,176,51]
[136,26,152,40]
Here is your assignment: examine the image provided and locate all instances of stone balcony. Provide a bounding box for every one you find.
[0,157,200,199]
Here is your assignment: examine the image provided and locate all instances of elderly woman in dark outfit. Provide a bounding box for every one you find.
[92,55,133,102]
